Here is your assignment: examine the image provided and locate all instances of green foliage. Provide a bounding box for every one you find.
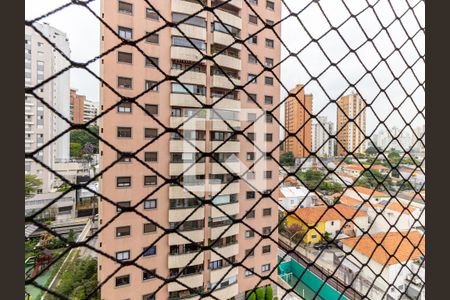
[324,231,332,241]
[70,125,99,154]
[296,170,343,194]
[280,151,295,166]
[50,256,99,300]
[365,146,379,155]
[256,287,265,300]
[319,181,344,194]
[67,229,76,243]
[25,174,43,197]
[246,291,257,300]
[265,285,273,300]
[70,142,83,158]
[57,182,72,192]
[355,170,392,190]
[388,150,401,166]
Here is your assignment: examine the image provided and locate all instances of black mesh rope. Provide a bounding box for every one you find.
[25,0,425,299]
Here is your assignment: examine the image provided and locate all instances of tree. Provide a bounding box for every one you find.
[256,287,265,300]
[388,150,401,166]
[297,169,326,190]
[280,151,295,166]
[25,174,42,197]
[265,285,273,300]
[70,142,83,158]
[365,146,379,156]
[355,170,392,190]
[324,231,332,241]
[70,125,99,153]
[57,182,71,192]
[246,291,257,300]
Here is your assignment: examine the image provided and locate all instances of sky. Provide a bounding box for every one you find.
[25,0,425,135]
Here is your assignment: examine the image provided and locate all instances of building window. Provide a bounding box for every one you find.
[118,1,133,14]
[247,132,255,141]
[261,264,271,272]
[143,294,155,300]
[143,223,157,233]
[263,226,271,235]
[249,14,258,24]
[266,113,273,123]
[245,268,254,277]
[263,207,272,216]
[248,93,257,103]
[247,113,256,122]
[117,51,132,64]
[247,210,255,219]
[265,133,273,142]
[116,201,131,212]
[143,269,156,281]
[144,199,157,209]
[265,58,274,67]
[116,250,130,261]
[171,83,206,95]
[266,0,275,10]
[246,152,255,161]
[117,127,132,138]
[247,171,256,180]
[262,245,271,254]
[248,53,257,64]
[245,230,255,238]
[245,249,255,257]
[117,152,132,163]
[246,191,256,199]
[117,102,132,113]
[265,76,274,85]
[144,175,157,186]
[249,0,258,5]
[172,36,206,50]
[264,171,273,179]
[144,104,158,115]
[264,95,273,104]
[249,35,258,44]
[248,74,257,84]
[116,226,131,237]
[143,246,157,257]
[145,32,159,44]
[116,176,131,187]
[145,56,159,68]
[145,128,158,138]
[118,26,133,40]
[146,8,159,20]
[266,19,274,25]
[118,76,132,88]
[145,80,159,92]
[172,12,206,27]
[115,274,130,287]
[144,152,158,162]
[265,38,274,48]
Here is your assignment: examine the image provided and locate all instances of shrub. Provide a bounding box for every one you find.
[246,291,257,300]
[265,285,273,300]
[256,287,265,300]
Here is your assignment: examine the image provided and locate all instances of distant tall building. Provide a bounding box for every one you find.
[312,116,335,157]
[25,23,70,193]
[99,1,281,299]
[336,91,366,156]
[70,89,99,125]
[284,84,312,158]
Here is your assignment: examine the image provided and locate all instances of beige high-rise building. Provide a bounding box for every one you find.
[99,1,281,299]
[336,91,366,156]
[284,84,312,158]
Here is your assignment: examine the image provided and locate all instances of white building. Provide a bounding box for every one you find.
[312,116,335,157]
[83,99,99,125]
[25,191,76,221]
[278,186,323,211]
[25,22,71,193]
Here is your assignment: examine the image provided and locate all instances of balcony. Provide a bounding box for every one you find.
[170,117,206,130]
[169,185,206,199]
[215,10,242,29]
[169,207,205,223]
[172,24,206,41]
[210,202,239,218]
[211,140,240,152]
[209,281,239,299]
[169,229,204,245]
[210,223,239,240]
[171,46,205,62]
[170,140,206,152]
[210,243,239,261]
[169,162,206,176]
[171,69,207,86]
[172,0,207,16]
[212,97,240,110]
[168,251,204,269]
[213,31,242,50]
[208,181,240,196]
[212,75,241,90]
[210,266,238,286]
[170,92,206,108]
[213,54,241,71]
[168,273,204,292]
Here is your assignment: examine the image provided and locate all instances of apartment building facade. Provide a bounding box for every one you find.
[99,0,281,299]
[25,23,71,193]
[283,84,312,158]
[70,89,99,125]
[312,116,335,157]
[336,91,366,156]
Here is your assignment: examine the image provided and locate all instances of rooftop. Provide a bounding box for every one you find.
[341,230,425,266]
[292,204,368,224]
[351,186,390,198]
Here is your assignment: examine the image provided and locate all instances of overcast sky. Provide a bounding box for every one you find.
[25,0,424,135]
